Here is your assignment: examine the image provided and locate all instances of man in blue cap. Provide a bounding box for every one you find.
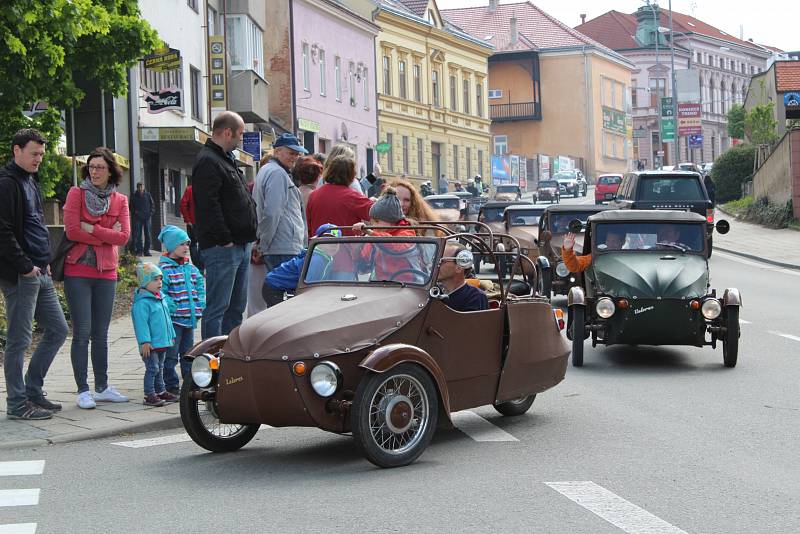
[249,132,308,316]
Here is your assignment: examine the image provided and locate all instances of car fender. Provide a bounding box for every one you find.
[537,256,550,270]
[359,343,452,422]
[723,288,742,307]
[567,286,586,307]
[185,335,228,359]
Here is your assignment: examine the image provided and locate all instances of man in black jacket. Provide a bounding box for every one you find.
[0,129,69,420]
[131,182,155,255]
[192,111,257,338]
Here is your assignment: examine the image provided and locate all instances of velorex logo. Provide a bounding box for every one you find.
[634,306,654,315]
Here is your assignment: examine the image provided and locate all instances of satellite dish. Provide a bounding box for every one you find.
[340,122,349,141]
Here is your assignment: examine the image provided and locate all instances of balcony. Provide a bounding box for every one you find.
[490,101,541,122]
[229,69,269,124]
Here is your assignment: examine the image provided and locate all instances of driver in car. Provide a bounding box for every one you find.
[656,224,685,248]
[437,242,489,312]
[562,227,625,273]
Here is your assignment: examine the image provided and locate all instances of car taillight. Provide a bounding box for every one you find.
[706,209,714,223]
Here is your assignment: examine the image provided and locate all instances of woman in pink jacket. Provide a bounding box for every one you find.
[63,147,131,409]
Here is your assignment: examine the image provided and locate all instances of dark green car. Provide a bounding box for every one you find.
[566,210,740,368]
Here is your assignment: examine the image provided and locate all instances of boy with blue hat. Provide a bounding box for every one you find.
[131,262,176,407]
[158,225,206,395]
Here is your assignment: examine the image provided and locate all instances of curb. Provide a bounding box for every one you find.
[0,414,183,451]
[713,246,800,271]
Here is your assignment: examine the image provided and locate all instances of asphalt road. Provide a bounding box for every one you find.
[2,189,799,534]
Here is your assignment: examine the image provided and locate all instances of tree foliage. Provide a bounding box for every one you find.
[0,0,159,196]
[710,144,756,203]
[727,104,746,140]
[745,102,779,146]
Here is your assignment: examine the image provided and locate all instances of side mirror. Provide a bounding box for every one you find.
[540,230,552,243]
[715,219,730,234]
[568,219,583,233]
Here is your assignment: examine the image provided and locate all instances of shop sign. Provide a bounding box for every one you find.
[375,142,392,154]
[144,86,183,114]
[143,48,181,72]
[298,118,320,133]
[677,103,702,136]
[602,106,626,135]
[209,36,226,108]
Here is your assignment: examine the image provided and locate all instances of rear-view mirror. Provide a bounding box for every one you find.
[715,219,730,234]
[568,219,583,233]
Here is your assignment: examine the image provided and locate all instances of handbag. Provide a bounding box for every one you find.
[50,232,75,282]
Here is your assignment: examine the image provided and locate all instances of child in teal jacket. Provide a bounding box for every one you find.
[158,225,206,394]
[131,262,176,407]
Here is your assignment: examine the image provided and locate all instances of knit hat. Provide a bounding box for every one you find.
[369,187,404,223]
[158,225,190,253]
[136,262,163,288]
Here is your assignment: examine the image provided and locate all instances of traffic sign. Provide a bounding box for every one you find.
[375,142,392,154]
[688,134,703,148]
[660,117,676,142]
[661,97,674,117]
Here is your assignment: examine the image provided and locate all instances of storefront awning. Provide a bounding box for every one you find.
[138,126,254,167]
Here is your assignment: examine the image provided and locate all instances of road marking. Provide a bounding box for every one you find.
[451,410,518,442]
[545,481,687,534]
[0,489,39,508]
[0,524,37,534]
[739,319,750,325]
[111,425,272,448]
[0,462,44,477]
[714,251,800,276]
[768,330,800,342]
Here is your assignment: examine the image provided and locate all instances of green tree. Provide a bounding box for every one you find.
[710,144,756,202]
[745,102,779,145]
[727,104,746,139]
[0,0,158,197]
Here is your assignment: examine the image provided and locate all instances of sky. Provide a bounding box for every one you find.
[436,0,797,52]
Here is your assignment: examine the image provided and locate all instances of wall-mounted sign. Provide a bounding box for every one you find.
[208,36,227,109]
[688,134,704,148]
[785,92,800,119]
[242,132,261,157]
[298,117,320,133]
[677,102,702,136]
[144,48,181,72]
[491,155,510,184]
[602,106,626,135]
[375,142,391,154]
[144,86,183,114]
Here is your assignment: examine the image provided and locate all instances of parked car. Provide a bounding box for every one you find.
[553,170,587,198]
[425,194,463,222]
[565,210,738,367]
[180,231,569,468]
[536,205,610,297]
[594,174,622,204]
[494,184,523,201]
[606,170,716,255]
[537,179,561,203]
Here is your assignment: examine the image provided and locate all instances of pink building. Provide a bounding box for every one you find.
[292,0,379,178]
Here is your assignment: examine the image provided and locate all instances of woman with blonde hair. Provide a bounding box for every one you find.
[387,178,436,224]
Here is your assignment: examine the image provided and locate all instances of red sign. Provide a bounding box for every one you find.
[677,103,702,136]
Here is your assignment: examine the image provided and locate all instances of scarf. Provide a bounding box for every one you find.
[80,178,116,217]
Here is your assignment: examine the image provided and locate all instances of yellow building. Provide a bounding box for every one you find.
[372,0,493,191]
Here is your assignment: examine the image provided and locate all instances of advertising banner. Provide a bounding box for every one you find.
[539,155,550,180]
[510,155,520,185]
[144,87,182,114]
[519,156,528,189]
[678,103,702,136]
[492,155,511,184]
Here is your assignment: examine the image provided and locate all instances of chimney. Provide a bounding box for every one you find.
[510,17,518,45]
[488,0,498,13]
[580,13,586,25]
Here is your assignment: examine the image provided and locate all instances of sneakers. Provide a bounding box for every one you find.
[77,391,97,410]
[143,394,166,407]
[158,391,178,403]
[166,387,180,397]
[7,401,53,420]
[31,396,62,412]
[94,386,129,403]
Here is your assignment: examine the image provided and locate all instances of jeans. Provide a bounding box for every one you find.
[143,351,166,396]
[63,276,116,394]
[201,243,251,339]
[163,325,194,391]
[131,216,152,254]
[0,273,69,412]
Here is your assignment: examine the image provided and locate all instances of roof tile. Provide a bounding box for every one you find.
[776,61,800,92]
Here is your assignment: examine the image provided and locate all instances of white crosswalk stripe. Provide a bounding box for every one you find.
[0,460,44,533]
[545,481,688,534]
[0,524,37,534]
[111,425,272,448]
[768,330,800,342]
[0,462,44,478]
[451,410,518,442]
[0,489,39,508]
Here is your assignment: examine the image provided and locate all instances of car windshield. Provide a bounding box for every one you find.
[598,175,622,185]
[303,240,438,286]
[593,222,705,253]
[639,177,705,201]
[480,208,505,223]
[538,180,558,188]
[497,185,517,193]
[427,197,460,210]
[546,212,595,233]
[553,173,575,181]
[508,209,544,226]
[466,199,485,215]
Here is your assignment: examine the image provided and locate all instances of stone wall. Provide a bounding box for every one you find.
[754,130,794,210]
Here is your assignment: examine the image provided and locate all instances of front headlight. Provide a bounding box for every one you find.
[701,298,722,319]
[595,297,615,318]
[191,354,214,388]
[555,261,570,277]
[310,362,341,397]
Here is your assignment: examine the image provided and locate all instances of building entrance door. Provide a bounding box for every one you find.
[431,142,441,188]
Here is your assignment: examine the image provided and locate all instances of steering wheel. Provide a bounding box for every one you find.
[389,268,428,282]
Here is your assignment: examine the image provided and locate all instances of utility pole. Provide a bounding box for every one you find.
[669,0,679,165]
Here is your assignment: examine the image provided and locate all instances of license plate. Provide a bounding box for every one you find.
[605,193,613,199]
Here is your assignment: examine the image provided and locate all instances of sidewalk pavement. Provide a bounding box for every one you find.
[0,251,184,450]
[714,208,800,270]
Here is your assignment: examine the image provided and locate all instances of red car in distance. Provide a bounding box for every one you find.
[595,174,622,204]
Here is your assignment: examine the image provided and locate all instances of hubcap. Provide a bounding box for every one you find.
[385,396,414,433]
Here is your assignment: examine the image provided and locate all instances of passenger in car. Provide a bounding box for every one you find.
[562,228,625,273]
[437,242,489,312]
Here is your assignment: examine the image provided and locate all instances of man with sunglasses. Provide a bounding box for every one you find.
[437,242,488,313]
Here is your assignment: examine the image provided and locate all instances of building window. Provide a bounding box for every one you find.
[466,147,471,179]
[488,89,502,99]
[363,67,369,110]
[476,83,483,117]
[383,55,391,96]
[449,75,457,112]
[398,60,407,99]
[453,145,459,179]
[462,79,470,115]
[478,149,484,178]
[190,66,202,121]
[417,138,424,175]
[631,86,638,108]
[335,57,341,101]
[226,14,264,78]
[494,135,507,155]
[207,5,217,36]
[348,62,356,106]
[319,49,326,96]
[301,43,310,91]
[432,70,440,107]
[386,133,394,172]
[402,136,409,174]
[187,0,197,11]
[413,64,421,102]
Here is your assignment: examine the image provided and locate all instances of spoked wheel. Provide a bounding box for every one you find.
[494,394,536,416]
[180,379,259,452]
[723,306,739,368]
[351,364,438,468]
[569,305,585,367]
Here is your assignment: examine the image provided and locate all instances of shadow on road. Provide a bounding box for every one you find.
[581,344,718,374]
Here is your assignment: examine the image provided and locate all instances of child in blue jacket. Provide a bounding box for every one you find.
[158,225,206,395]
[131,262,176,407]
